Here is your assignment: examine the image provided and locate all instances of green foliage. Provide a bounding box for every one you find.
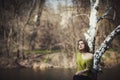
[104,52,111,58]
[108,48,118,52]
[24,49,60,54]
[24,50,50,54]
[44,58,49,63]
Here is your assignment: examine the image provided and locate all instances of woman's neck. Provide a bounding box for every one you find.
[79,50,87,53]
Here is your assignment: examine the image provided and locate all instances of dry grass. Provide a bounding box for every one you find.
[101,50,120,68]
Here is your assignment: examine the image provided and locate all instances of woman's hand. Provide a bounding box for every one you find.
[75,71,83,76]
[75,68,89,76]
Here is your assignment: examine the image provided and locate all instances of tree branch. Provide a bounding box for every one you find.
[90,0,94,8]
[93,25,120,71]
[97,7,113,23]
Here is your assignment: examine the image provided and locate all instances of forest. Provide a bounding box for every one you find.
[0,0,120,80]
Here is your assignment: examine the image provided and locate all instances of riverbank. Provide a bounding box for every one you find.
[0,52,75,69]
[0,51,120,70]
[0,64,120,80]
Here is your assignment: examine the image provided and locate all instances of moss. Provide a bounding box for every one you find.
[24,49,60,54]
[108,48,118,52]
[24,50,49,54]
[44,58,49,63]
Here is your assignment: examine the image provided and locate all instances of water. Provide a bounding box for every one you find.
[0,68,75,80]
[0,65,120,80]
[98,64,120,80]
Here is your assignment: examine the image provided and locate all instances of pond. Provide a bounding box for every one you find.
[97,64,120,80]
[0,64,120,80]
[0,68,75,80]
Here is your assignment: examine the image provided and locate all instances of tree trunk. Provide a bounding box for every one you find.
[93,25,120,70]
[92,25,120,80]
[84,0,99,53]
[83,0,120,80]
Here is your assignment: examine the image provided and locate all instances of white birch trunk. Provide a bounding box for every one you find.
[83,0,120,80]
[93,25,120,70]
[84,0,99,52]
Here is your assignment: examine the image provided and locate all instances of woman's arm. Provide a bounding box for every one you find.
[75,68,89,75]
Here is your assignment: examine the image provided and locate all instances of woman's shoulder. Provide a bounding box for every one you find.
[86,53,93,59]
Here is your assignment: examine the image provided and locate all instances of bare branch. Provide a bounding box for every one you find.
[97,7,113,23]
[90,0,94,7]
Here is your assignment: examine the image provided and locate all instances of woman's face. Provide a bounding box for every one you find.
[78,41,85,51]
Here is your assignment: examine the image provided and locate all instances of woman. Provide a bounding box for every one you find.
[73,39,93,80]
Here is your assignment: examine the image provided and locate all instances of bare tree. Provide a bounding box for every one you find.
[0,0,46,58]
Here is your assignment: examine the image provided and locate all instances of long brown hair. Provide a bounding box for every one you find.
[78,39,90,52]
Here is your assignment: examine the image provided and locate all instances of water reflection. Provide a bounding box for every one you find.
[98,64,120,80]
[0,65,120,80]
[0,68,75,80]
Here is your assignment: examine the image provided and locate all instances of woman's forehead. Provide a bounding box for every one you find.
[79,41,84,43]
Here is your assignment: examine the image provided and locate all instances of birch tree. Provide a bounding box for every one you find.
[84,0,99,53]
[83,0,120,80]
[93,24,120,70]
